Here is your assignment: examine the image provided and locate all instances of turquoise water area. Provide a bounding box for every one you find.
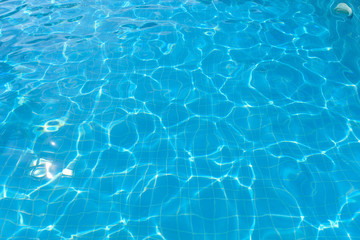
[1,0,360,239]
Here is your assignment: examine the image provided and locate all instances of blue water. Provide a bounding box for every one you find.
[1,0,360,239]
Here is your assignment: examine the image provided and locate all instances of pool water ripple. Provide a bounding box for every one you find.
[1,0,360,239]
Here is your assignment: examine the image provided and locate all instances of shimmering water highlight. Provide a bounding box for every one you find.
[1,0,360,239]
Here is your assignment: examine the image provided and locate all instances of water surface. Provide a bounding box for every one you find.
[1,0,360,239]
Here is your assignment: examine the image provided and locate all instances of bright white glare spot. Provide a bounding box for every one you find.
[31,168,46,178]
[30,159,37,167]
[45,162,53,179]
[19,213,23,225]
[62,169,73,176]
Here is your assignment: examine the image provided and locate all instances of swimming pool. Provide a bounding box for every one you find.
[1,0,360,239]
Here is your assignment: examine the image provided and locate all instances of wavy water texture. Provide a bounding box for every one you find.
[0,0,360,239]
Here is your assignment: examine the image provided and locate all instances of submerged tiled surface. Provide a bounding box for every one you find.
[1,0,360,239]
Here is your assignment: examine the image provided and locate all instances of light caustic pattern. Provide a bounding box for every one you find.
[0,0,360,239]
